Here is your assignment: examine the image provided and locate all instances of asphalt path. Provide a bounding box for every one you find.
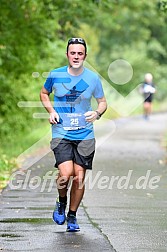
[0,113,167,251]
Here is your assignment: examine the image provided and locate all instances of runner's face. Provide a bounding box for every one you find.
[67,44,86,69]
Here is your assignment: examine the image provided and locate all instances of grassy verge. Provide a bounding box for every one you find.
[161,132,167,166]
[0,120,50,190]
[0,155,18,189]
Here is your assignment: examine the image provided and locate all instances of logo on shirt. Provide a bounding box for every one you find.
[62,79,89,105]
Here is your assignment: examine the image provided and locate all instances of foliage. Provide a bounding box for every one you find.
[92,0,167,96]
[0,154,18,188]
[159,0,167,12]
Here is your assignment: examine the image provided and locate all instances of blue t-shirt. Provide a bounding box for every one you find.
[44,66,104,140]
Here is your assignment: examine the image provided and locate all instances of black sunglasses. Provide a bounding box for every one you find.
[68,38,86,45]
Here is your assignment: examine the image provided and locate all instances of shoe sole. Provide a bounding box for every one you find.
[66,228,80,232]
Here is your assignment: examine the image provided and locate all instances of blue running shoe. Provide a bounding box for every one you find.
[66,214,80,232]
[53,198,66,225]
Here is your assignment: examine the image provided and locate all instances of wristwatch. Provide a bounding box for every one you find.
[95,110,101,120]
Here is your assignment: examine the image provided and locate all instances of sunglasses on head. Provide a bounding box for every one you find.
[68,38,86,45]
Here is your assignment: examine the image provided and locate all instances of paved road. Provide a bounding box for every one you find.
[0,113,167,251]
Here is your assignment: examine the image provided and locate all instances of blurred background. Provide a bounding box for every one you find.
[0,0,167,186]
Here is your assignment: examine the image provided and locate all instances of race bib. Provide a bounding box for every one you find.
[61,113,86,130]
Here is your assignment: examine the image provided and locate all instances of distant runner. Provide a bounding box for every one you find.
[140,73,156,120]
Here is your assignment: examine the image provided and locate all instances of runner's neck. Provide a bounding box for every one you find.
[67,66,84,76]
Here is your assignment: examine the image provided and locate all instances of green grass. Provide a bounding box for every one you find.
[0,155,18,189]
[0,120,50,189]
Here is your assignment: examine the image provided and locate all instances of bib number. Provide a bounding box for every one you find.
[61,113,86,130]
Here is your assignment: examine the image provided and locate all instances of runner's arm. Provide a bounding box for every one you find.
[85,96,107,122]
[40,87,59,124]
[95,96,107,117]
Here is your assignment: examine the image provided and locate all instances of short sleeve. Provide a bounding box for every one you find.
[93,75,104,98]
[44,72,53,93]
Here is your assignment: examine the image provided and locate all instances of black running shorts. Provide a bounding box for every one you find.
[50,138,95,170]
[144,93,153,103]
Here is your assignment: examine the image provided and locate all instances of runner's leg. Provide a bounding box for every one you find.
[57,160,74,197]
[69,163,86,211]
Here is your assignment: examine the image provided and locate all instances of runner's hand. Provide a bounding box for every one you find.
[49,111,59,124]
[84,111,97,122]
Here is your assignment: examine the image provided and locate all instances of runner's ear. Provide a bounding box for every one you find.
[84,53,87,60]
